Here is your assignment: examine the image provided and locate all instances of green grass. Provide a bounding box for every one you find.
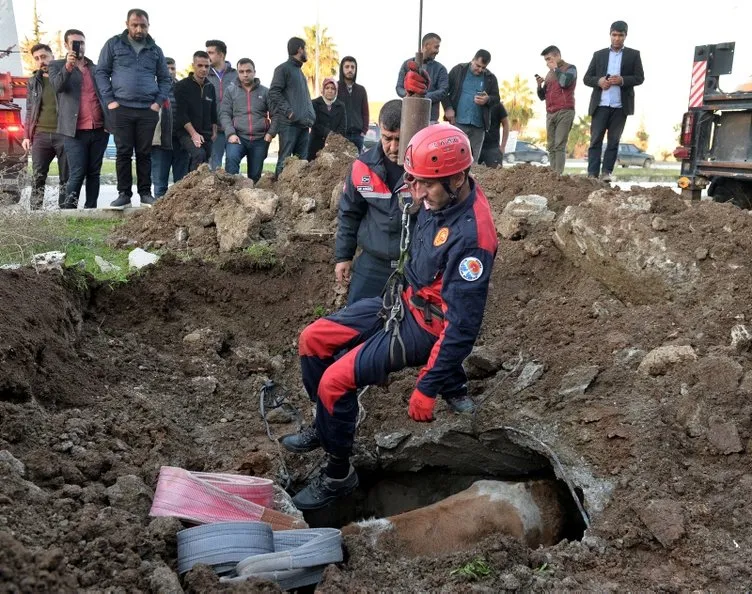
[0,214,132,282]
[312,305,328,319]
[450,556,493,581]
[62,218,131,282]
[243,242,277,269]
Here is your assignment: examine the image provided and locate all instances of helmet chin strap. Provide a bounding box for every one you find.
[439,173,466,209]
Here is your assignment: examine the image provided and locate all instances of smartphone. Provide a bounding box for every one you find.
[72,40,82,59]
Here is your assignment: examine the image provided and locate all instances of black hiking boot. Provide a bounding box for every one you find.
[281,425,321,453]
[292,466,358,510]
[445,394,476,414]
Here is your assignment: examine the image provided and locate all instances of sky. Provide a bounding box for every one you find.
[7,0,752,153]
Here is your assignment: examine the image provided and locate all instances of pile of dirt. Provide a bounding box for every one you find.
[119,134,358,255]
[2,161,752,591]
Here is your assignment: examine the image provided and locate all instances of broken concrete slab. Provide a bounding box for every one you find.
[128,248,160,269]
[558,365,599,397]
[95,256,121,274]
[32,251,66,272]
[513,362,545,394]
[503,194,557,225]
[552,190,701,305]
[235,188,280,222]
[730,324,752,353]
[214,202,260,252]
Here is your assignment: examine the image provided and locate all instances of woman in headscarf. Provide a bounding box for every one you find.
[308,77,347,160]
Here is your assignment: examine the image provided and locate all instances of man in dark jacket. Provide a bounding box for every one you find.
[583,20,644,181]
[151,58,188,198]
[23,43,68,209]
[269,37,316,178]
[307,77,346,161]
[96,8,171,208]
[206,39,238,170]
[478,101,510,168]
[174,51,217,172]
[442,50,500,161]
[337,56,368,152]
[396,33,449,123]
[49,30,109,210]
[280,99,407,456]
[220,58,274,183]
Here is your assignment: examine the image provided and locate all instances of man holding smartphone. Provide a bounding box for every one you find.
[49,30,109,209]
[442,50,500,162]
[535,46,577,174]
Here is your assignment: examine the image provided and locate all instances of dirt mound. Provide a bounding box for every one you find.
[119,136,358,255]
[2,162,752,590]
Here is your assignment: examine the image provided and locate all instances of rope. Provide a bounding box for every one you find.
[259,380,301,490]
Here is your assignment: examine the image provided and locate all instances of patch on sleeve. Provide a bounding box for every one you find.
[458,257,483,282]
[433,227,450,246]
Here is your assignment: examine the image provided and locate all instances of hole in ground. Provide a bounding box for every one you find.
[301,465,587,545]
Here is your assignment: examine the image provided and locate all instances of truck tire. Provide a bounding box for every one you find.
[708,178,752,210]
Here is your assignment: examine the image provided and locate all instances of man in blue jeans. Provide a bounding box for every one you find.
[220,58,274,183]
[49,30,109,209]
[269,37,315,178]
[96,8,171,208]
[151,58,188,198]
[206,40,238,171]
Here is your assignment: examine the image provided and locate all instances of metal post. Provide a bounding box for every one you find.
[397,0,431,165]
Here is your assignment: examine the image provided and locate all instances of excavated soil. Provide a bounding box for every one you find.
[2,161,752,592]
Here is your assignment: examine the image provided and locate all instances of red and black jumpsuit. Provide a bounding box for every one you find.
[299,178,499,458]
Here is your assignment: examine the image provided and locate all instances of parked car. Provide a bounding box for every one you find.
[363,123,380,151]
[614,143,654,168]
[504,141,549,165]
[105,135,116,159]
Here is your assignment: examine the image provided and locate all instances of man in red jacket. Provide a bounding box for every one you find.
[535,45,577,174]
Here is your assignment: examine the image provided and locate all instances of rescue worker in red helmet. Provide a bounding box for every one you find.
[291,124,499,510]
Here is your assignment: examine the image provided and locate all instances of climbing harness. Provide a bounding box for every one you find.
[380,201,413,368]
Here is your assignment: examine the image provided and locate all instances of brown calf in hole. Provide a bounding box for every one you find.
[341,480,567,556]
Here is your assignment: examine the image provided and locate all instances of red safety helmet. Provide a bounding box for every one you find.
[403,124,473,179]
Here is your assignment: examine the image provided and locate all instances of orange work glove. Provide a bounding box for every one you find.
[404,60,430,95]
[408,388,436,422]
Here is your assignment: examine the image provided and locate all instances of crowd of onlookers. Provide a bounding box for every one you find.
[23,7,643,210]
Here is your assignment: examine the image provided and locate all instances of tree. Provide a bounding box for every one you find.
[635,117,649,152]
[302,25,339,97]
[19,0,46,75]
[52,31,64,59]
[499,75,535,133]
[567,115,592,158]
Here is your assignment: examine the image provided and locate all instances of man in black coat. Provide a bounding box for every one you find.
[174,51,218,172]
[583,20,644,181]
